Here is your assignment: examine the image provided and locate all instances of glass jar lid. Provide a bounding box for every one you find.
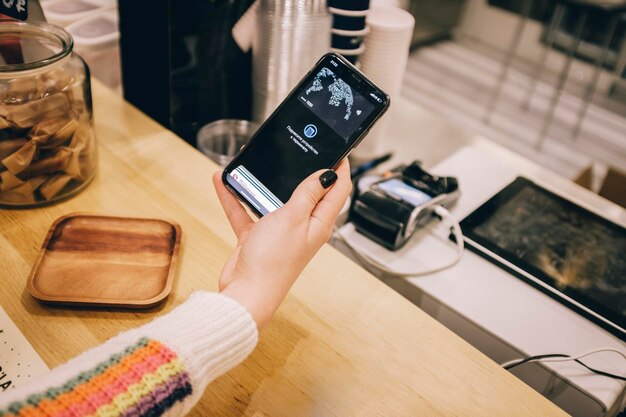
[0,19,73,73]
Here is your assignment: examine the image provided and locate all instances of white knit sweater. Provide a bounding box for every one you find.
[0,292,258,417]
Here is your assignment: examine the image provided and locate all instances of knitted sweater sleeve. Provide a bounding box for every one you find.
[0,292,258,417]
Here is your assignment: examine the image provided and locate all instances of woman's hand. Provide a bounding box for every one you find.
[212,160,352,330]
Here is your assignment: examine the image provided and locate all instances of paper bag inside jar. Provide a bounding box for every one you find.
[6,93,70,129]
[0,176,46,204]
[69,122,90,149]
[0,138,27,162]
[20,147,71,179]
[66,123,94,179]
[63,146,82,179]
[0,118,28,142]
[0,170,25,191]
[1,140,37,174]
[7,176,47,196]
[1,78,40,105]
[0,189,36,204]
[1,116,78,174]
[1,169,57,203]
[31,117,69,137]
[36,67,72,98]
[40,174,72,200]
[33,117,78,149]
[0,116,11,130]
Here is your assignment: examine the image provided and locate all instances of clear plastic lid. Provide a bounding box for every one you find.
[65,10,118,48]
[42,0,116,26]
[46,0,99,14]
[72,16,116,38]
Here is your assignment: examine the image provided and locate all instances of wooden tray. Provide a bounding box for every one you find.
[27,214,181,308]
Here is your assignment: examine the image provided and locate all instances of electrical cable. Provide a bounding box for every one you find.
[501,348,626,382]
[333,205,464,277]
[336,203,626,382]
[502,347,626,368]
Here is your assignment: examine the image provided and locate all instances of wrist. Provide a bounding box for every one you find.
[220,279,275,330]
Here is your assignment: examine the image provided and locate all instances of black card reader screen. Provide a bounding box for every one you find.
[460,177,626,339]
[224,54,388,215]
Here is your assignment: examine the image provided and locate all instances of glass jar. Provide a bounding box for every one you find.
[0,20,97,207]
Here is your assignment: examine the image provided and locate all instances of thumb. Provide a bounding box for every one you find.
[286,169,338,216]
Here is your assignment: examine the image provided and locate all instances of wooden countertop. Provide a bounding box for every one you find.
[0,81,569,417]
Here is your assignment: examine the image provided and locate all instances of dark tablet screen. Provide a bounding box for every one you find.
[460,177,626,339]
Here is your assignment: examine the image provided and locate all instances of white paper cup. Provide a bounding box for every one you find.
[353,5,414,159]
[365,5,414,32]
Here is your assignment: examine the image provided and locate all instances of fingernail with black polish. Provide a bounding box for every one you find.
[319,170,337,189]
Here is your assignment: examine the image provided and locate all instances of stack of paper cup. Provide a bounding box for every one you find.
[353,5,414,159]
[329,0,370,65]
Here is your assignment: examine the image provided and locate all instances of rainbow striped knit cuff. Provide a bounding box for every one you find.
[0,337,192,417]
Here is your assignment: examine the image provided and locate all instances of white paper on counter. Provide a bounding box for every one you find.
[0,305,49,392]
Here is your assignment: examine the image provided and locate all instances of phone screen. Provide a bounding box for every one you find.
[375,178,433,207]
[223,53,389,216]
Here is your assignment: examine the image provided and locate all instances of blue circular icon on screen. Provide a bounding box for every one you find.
[304,124,317,138]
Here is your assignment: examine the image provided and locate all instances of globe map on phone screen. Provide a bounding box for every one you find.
[300,67,374,140]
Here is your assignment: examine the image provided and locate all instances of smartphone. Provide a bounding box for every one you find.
[222,53,390,217]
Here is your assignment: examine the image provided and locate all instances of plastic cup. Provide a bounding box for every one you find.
[197,119,259,167]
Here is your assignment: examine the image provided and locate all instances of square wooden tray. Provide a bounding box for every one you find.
[27,214,182,308]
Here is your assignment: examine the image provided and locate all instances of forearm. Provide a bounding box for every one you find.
[0,292,258,417]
